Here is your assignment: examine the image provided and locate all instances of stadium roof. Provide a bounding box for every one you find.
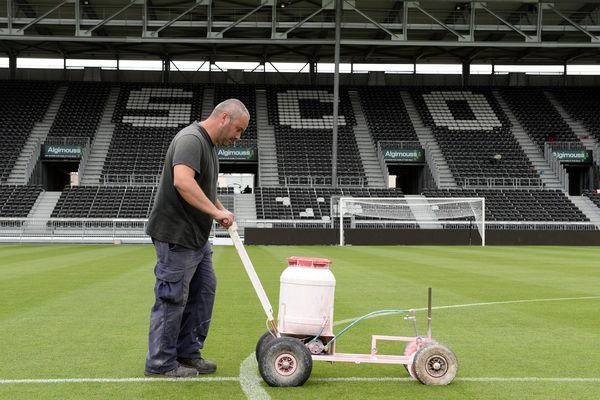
[2,0,600,65]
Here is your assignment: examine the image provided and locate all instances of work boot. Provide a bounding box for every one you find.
[177,357,217,374]
[144,364,199,378]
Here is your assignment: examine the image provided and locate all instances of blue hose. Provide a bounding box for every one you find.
[325,309,410,349]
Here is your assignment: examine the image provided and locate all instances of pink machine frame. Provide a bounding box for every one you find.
[228,224,434,367]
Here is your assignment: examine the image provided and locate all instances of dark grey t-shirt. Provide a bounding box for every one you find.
[146,122,218,249]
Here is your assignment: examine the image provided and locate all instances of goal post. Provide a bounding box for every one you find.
[335,197,486,246]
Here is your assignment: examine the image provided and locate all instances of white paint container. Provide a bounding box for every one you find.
[277,256,336,337]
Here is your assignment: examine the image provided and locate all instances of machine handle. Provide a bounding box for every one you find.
[227,222,278,333]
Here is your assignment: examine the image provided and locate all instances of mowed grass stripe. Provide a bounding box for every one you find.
[0,245,155,320]
[357,246,599,299]
[1,245,599,400]
[0,249,156,378]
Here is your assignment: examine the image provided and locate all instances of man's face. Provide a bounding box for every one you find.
[218,112,249,146]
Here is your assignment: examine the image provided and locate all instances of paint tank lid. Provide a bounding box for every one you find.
[287,256,332,268]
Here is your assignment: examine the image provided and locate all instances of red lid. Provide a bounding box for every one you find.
[287,256,332,268]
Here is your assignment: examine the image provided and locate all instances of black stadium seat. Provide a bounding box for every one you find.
[0,80,57,183]
[266,85,365,185]
[411,87,539,186]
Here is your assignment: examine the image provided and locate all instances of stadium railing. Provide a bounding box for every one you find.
[102,174,160,186]
[284,175,365,187]
[458,177,544,188]
[0,217,596,244]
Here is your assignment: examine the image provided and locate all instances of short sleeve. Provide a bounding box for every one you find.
[172,134,203,174]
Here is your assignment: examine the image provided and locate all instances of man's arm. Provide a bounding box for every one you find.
[173,164,234,227]
[215,199,227,211]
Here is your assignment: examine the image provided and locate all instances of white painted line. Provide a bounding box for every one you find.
[2,376,599,385]
[334,295,600,326]
[0,377,239,384]
[315,377,600,383]
[458,377,600,383]
[239,353,270,400]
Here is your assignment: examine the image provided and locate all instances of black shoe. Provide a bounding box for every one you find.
[144,364,199,378]
[177,357,217,374]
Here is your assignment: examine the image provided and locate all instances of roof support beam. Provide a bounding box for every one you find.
[342,0,402,40]
[548,3,600,42]
[146,0,208,37]
[142,0,148,37]
[15,0,75,35]
[207,0,212,37]
[80,0,143,37]
[474,2,535,42]
[407,1,467,41]
[271,0,277,39]
[0,0,14,34]
[275,4,325,39]
[209,0,273,38]
[74,0,80,36]
[536,2,543,41]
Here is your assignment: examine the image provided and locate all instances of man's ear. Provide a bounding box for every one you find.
[221,112,229,125]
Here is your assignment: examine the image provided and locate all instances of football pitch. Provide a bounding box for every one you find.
[0,243,599,400]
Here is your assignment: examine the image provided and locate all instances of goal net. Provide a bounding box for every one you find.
[335,197,486,246]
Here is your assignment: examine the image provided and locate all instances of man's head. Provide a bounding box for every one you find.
[204,98,250,146]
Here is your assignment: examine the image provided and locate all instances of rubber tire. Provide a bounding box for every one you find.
[258,337,313,387]
[413,343,458,385]
[255,331,276,363]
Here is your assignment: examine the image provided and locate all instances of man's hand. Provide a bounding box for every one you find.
[215,209,235,228]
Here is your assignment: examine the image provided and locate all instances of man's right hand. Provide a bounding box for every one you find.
[214,210,235,228]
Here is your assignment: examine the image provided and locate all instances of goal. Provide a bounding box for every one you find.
[335,197,486,246]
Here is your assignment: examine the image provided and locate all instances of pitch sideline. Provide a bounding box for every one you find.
[1,376,599,384]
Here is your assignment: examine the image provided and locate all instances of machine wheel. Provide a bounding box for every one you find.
[255,331,277,362]
[412,343,458,385]
[258,337,313,387]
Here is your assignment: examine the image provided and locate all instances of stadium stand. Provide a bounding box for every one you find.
[358,86,419,145]
[423,188,588,222]
[52,185,155,219]
[0,81,598,238]
[266,86,364,186]
[0,80,57,183]
[501,87,582,149]
[255,187,404,220]
[583,190,600,209]
[0,185,43,217]
[411,88,539,186]
[552,88,600,143]
[47,82,111,141]
[103,83,203,179]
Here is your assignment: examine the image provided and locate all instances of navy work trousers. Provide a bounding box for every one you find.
[145,239,216,373]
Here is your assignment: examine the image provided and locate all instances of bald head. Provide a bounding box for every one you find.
[200,98,250,146]
[210,98,249,121]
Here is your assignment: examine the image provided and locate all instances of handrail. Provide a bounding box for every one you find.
[376,141,389,185]
[102,174,161,186]
[544,142,576,191]
[458,176,543,188]
[283,175,365,187]
[23,138,41,185]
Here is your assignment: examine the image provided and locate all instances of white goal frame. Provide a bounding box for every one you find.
[336,197,486,246]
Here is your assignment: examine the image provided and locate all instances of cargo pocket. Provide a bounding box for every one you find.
[154,263,186,305]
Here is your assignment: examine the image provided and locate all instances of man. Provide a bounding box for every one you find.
[144,99,249,377]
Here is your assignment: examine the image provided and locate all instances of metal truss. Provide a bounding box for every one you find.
[1,1,600,51]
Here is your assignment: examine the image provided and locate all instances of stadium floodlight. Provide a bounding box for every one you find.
[335,197,486,246]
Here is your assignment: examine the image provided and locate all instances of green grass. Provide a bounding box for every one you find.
[0,244,599,399]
